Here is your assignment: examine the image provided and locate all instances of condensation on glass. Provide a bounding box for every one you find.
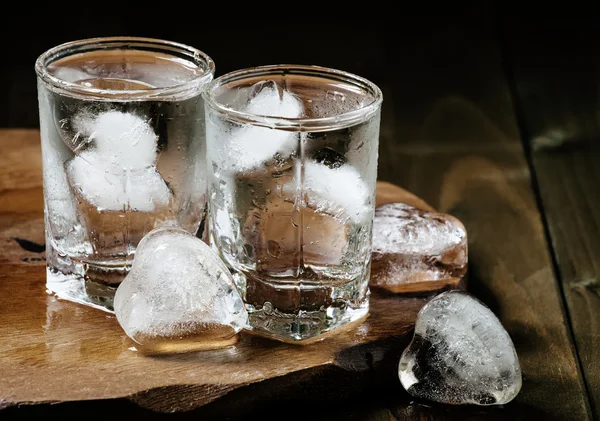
[203,65,382,342]
[35,37,215,311]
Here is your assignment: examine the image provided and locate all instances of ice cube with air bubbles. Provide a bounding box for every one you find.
[245,80,304,118]
[222,81,304,172]
[64,110,172,212]
[371,203,468,294]
[56,109,159,159]
[77,111,159,169]
[66,151,171,212]
[284,160,371,224]
[399,290,522,405]
[114,227,248,353]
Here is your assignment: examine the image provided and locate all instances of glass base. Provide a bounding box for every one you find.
[229,265,371,343]
[46,266,123,313]
[45,241,131,312]
[247,302,369,343]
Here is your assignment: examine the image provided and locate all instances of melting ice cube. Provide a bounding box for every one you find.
[284,160,371,224]
[399,290,522,405]
[221,81,304,172]
[245,80,304,118]
[370,203,467,294]
[77,111,159,170]
[114,227,248,353]
[67,151,171,212]
[64,110,171,212]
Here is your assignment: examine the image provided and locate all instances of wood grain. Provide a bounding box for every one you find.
[501,15,600,418]
[373,14,592,421]
[0,129,431,413]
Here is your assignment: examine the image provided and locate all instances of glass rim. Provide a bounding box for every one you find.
[35,36,215,100]
[202,64,383,131]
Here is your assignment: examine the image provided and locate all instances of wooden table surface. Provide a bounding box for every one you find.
[1,9,599,421]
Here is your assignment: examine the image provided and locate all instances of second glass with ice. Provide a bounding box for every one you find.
[203,65,382,342]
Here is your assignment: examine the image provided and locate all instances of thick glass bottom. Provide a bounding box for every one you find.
[237,271,370,343]
[46,244,130,312]
[46,267,118,312]
[247,301,369,343]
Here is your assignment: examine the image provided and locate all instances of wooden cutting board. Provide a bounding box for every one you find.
[0,129,454,413]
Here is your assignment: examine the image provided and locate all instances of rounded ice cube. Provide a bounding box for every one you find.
[114,227,248,353]
[399,290,522,405]
[85,111,159,170]
[66,151,171,212]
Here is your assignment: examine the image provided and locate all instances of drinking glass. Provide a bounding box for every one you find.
[35,37,215,311]
[203,64,382,342]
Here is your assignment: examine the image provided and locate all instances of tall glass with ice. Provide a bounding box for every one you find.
[35,37,215,311]
[203,65,382,342]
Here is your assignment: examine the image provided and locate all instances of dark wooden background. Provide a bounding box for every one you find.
[1,4,599,420]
